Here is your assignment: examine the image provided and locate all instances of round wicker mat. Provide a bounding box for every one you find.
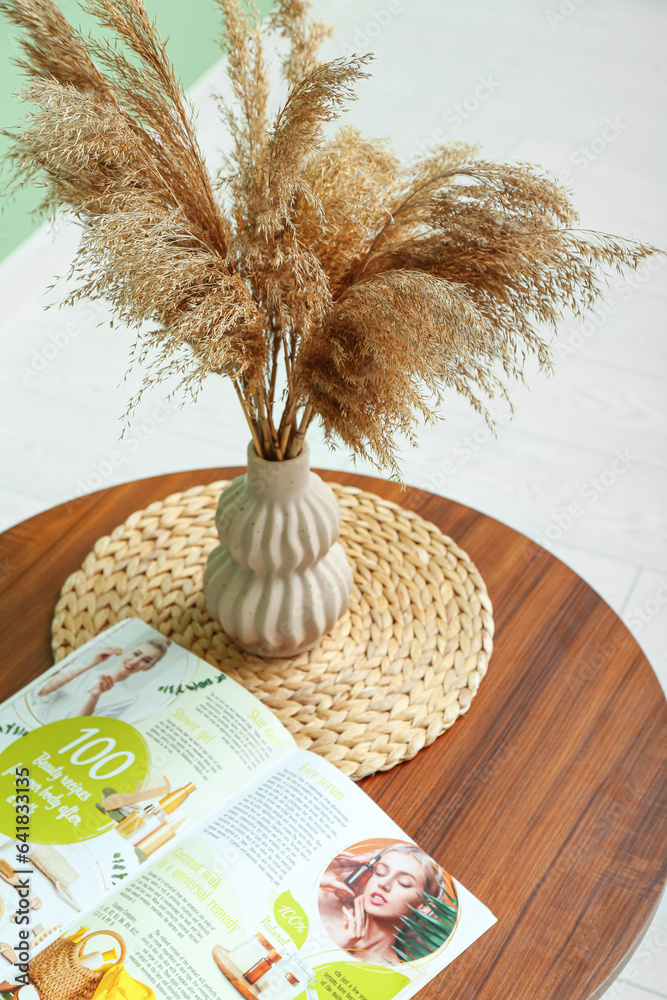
[52,482,494,780]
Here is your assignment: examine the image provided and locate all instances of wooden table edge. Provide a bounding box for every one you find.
[0,466,665,1000]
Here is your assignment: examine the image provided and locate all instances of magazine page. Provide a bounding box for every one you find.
[18,750,495,1000]
[0,619,295,961]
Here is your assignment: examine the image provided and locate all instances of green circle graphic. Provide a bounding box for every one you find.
[0,717,150,844]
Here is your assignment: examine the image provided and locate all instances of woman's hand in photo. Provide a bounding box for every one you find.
[320,852,359,901]
[339,895,367,951]
[91,646,122,666]
[90,673,115,697]
[38,645,122,697]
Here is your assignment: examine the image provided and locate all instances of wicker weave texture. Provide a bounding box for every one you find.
[29,930,126,1000]
[52,482,494,780]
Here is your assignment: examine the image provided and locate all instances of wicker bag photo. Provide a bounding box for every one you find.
[29,930,126,1000]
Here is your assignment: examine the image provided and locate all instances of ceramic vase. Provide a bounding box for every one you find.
[203,441,353,657]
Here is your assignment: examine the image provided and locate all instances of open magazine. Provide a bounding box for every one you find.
[0,618,495,1000]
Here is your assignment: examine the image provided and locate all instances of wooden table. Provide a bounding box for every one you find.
[1,468,665,1000]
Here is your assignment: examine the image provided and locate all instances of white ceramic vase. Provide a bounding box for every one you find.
[204,441,353,657]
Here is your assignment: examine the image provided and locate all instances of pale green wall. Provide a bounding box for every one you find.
[0,0,274,261]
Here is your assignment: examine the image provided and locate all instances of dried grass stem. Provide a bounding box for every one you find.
[1,0,661,482]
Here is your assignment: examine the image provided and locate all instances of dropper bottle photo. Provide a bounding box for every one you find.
[344,852,382,892]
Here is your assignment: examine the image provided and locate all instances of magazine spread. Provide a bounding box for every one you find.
[0,619,495,999]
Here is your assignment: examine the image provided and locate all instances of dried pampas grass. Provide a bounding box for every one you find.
[1,0,661,478]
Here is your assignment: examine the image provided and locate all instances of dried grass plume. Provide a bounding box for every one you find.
[1,0,661,479]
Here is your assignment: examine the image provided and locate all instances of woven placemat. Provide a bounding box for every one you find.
[52,482,494,780]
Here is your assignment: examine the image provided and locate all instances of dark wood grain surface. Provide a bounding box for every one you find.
[0,468,665,1000]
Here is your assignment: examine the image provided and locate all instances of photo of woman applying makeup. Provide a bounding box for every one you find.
[318,840,459,966]
[26,635,172,725]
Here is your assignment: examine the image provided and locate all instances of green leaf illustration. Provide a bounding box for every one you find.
[394,889,459,962]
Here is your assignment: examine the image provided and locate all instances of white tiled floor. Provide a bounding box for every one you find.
[1,1,665,996]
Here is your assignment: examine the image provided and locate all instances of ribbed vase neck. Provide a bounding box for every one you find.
[245,440,311,500]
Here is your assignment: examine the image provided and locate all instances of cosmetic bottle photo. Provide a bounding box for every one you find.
[257,955,317,1000]
[112,783,195,843]
[228,932,271,974]
[80,947,118,970]
[344,852,382,892]
[158,782,196,814]
[244,945,282,985]
[134,816,187,861]
[114,810,145,839]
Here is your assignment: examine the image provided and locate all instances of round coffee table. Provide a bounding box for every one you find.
[0,468,665,1000]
